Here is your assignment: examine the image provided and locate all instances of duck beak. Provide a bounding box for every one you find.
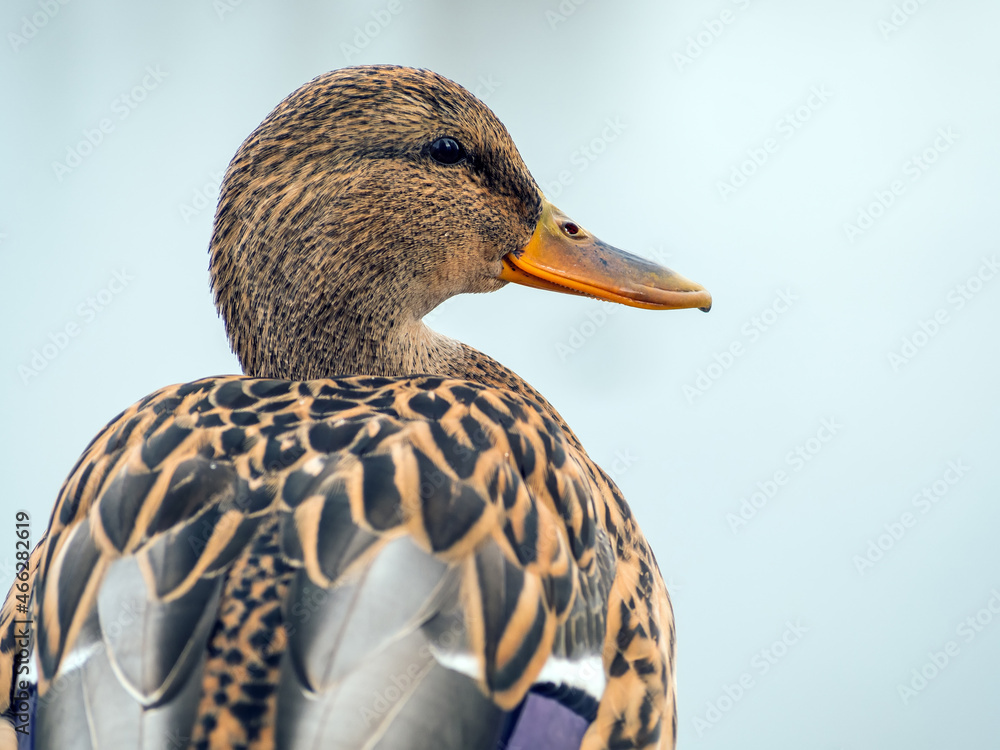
[499,197,711,311]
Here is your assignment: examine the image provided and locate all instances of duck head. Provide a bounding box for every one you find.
[210,65,710,381]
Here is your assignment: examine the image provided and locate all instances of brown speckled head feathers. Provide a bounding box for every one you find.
[0,65,687,750]
[211,65,542,383]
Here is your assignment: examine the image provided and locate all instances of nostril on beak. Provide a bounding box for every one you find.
[562,221,580,236]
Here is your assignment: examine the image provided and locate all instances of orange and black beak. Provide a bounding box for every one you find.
[500,197,711,312]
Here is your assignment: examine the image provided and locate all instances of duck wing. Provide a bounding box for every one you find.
[0,374,671,749]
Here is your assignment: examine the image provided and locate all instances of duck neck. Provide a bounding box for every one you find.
[251,298,582,448]
[287,310,465,382]
[277,304,532,399]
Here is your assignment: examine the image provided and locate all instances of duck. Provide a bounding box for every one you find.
[0,65,710,750]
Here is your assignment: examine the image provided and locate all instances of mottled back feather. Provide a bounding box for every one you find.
[2,376,674,749]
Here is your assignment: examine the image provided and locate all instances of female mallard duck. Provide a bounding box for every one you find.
[0,65,710,750]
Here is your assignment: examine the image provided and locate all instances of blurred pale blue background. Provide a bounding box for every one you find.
[2,1,999,748]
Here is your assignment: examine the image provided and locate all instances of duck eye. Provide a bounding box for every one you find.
[429,137,466,165]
